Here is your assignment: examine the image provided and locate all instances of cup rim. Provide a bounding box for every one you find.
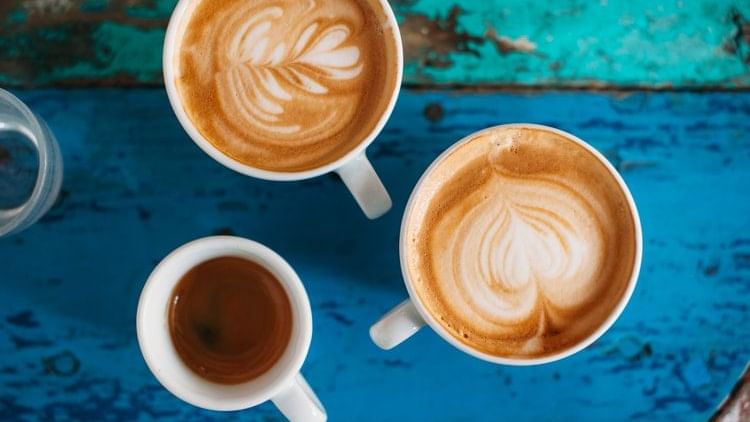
[136,236,313,410]
[398,123,644,366]
[162,0,404,181]
[0,89,58,237]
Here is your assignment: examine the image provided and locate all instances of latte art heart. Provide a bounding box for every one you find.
[436,171,603,349]
[406,127,637,358]
[176,0,398,172]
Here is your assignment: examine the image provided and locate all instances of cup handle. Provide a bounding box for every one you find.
[336,152,392,219]
[369,299,426,350]
[271,373,327,422]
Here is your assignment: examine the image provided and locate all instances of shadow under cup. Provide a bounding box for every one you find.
[136,237,312,411]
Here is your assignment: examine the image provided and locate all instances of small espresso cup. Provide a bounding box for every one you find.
[370,124,643,365]
[137,236,326,421]
[163,0,403,219]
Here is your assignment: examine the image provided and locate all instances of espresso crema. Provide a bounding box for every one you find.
[404,126,637,358]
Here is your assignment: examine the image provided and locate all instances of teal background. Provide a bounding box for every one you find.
[0,0,749,88]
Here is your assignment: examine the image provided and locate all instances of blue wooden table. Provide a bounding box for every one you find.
[1,89,748,421]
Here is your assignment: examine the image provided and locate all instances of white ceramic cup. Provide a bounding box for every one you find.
[137,236,326,421]
[369,124,643,365]
[163,0,403,220]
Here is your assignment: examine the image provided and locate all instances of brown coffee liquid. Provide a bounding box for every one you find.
[169,256,293,384]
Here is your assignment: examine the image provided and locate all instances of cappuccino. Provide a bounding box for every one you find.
[404,126,638,358]
[174,0,399,172]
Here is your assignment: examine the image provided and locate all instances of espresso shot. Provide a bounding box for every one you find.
[168,256,293,384]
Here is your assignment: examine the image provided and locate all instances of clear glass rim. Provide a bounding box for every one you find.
[0,89,58,236]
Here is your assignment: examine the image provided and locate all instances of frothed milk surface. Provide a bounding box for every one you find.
[405,127,637,358]
[174,0,398,172]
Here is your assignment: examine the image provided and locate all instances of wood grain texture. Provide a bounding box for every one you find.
[0,89,748,421]
[0,0,749,88]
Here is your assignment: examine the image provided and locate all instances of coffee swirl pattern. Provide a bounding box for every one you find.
[176,0,397,172]
[406,127,636,358]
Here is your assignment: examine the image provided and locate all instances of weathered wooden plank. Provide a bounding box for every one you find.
[0,89,748,420]
[0,0,749,88]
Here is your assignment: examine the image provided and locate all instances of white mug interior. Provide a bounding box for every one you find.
[136,236,313,411]
[162,0,404,181]
[398,123,644,366]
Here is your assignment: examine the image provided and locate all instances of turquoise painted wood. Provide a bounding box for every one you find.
[0,0,749,88]
[0,89,749,421]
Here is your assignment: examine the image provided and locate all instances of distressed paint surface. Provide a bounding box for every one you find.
[0,89,749,420]
[1,0,750,87]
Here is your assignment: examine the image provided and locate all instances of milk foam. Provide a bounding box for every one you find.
[432,151,603,352]
[219,4,363,136]
[176,0,397,172]
[407,127,636,358]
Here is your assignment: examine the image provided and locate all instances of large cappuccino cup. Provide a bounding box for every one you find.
[163,0,403,219]
[371,124,643,365]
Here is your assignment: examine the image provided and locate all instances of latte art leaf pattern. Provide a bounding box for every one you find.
[177,0,397,171]
[216,2,364,141]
